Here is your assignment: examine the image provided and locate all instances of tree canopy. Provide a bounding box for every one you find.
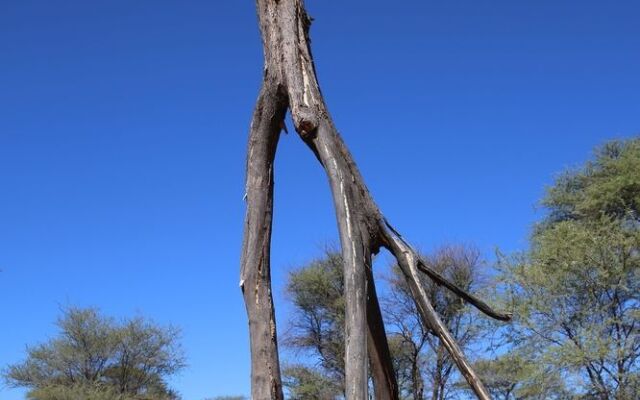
[500,137,640,399]
[3,307,185,400]
[283,250,346,395]
[281,137,640,400]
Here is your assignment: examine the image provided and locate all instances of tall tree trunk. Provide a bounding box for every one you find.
[412,349,424,400]
[240,83,287,400]
[368,268,400,400]
[241,1,511,399]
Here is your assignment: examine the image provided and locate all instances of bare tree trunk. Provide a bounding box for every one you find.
[431,349,444,400]
[411,348,424,400]
[241,1,511,399]
[367,268,400,400]
[240,83,287,400]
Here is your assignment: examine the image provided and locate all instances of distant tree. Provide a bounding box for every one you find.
[385,333,423,400]
[205,396,247,400]
[383,245,494,400]
[282,364,343,400]
[283,250,346,394]
[3,307,185,400]
[22,384,134,400]
[500,138,640,399]
[468,351,569,399]
[283,245,495,400]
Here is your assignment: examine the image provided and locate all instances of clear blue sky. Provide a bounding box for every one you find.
[1,1,638,399]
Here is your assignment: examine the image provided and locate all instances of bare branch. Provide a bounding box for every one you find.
[384,220,511,322]
[416,259,512,322]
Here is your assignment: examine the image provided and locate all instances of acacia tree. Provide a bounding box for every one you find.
[283,250,346,391]
[500,138,640,399]
[468,351,569,399]
[239,1,511,399]
[282,364,343,400]
[3,307,184,400]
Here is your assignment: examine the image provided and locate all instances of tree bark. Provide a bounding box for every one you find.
[241,1,511,399]
[240,83,287,400]
[411,348,424,400]
[367,268,400,400]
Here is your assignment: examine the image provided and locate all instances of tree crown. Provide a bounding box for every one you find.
[3,307,185,400]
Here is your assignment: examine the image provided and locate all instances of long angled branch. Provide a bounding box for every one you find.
[383,228,493,400]
[416,259,512,321]
[384,219,511,322]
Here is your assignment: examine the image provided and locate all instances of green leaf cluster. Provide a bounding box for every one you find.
[500,137,640,398]
[282,364,343,400]
[3,307,185,400]
[284,250,346,387]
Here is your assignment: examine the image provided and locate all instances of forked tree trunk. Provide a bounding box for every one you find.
[240,1,512,399]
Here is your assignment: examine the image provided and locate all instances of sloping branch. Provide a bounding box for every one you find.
[417,254,511,321]
[383,227,494,399]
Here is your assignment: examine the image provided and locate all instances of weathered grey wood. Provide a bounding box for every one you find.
[249,1,384,398]
[239,82,287,400]
[242,1,512,399]
[367,268,400,400]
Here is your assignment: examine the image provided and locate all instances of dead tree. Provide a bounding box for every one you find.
[239,1,512,399]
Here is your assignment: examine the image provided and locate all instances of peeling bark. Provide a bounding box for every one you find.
[241,1,512,399]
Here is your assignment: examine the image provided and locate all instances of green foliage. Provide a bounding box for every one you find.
[284,250,346,388]
[282,138,640,399]
[3,307,185,400]
[543,138,640,222]
[283,245,492,400]
[282,364,342,400]
[470,352,569,399]
[26,384,134,400]
[500,137,640,398]
[385,333,423,400]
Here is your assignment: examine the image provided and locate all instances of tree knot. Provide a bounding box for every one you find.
[292,107,319,139]
[297,119,318,139]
